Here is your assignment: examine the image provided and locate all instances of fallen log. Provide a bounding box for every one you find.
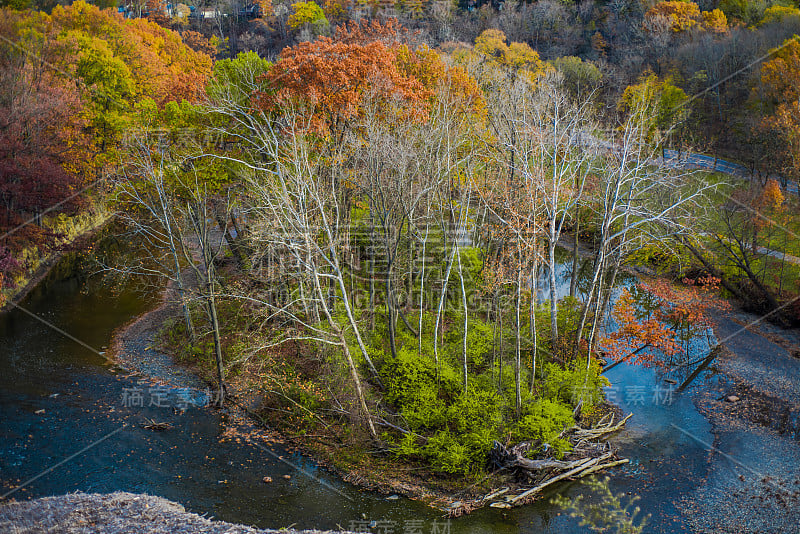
[446,411,632,517]
[508,452,614,505]
[570,413,632,441]
[573,458,630,479]
[481,487,509,502]
[513,455,604,471]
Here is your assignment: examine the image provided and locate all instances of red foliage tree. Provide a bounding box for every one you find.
[0,65,87,266]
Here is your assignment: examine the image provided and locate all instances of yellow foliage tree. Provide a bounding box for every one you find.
[646,1,701,32]
[701,9,727,33]
[287,1,328,30]
[322,0,352,22]
[473,29,547,73]
[759,5,800,26]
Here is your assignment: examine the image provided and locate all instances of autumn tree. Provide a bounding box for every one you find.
[0,11,91,281]
[287,0,329,34]
[501,70,595,350]
[619,72,690,148]
[0,1,212,297]
[51,2,212,102]
[600,277,727,370]
[645,1,701,33]
[759,36,800,181]
[257,20,430,136]
[677,179,792,317]
[182,30,217,57]
[702,9,728,33]
[758,5,800,26]
[718,0,776,26]
[473,29,548,74]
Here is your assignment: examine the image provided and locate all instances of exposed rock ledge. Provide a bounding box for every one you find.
[0,492,351,534]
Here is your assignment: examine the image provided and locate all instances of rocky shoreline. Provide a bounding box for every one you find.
[108,277,207,392]
[0,492,352,534]
[675,307,800,533]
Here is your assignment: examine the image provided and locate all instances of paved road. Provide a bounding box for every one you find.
[661,149,799,195]
[661,150,800,264]
[756,246,800,266]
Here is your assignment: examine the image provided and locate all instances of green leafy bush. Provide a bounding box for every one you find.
[380,347,455,430]
[512,398,574,458]
[424,430,472,475]
[541,358,609,409]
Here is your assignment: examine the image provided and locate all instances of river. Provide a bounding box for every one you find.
[1,249,797,533]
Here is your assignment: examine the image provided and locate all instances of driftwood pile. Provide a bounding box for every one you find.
[447,412,632,517]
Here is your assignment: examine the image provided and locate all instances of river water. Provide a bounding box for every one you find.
[0,249,795,533]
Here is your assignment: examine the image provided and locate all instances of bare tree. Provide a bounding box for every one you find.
[112,133,234,404]
[575,97,717,365]
[205,103,381,437]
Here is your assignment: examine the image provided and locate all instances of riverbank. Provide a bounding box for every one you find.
[0,492,352,534]
[675,306,800,533]
[108,274,207,391]
[107,281,489,507]
[107,270,628,515]
[1,208,111,312]
[106,231,800,529]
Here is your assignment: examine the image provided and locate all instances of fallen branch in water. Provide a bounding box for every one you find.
[446,412,632,517]
[509,452,614,505]
[142,418,172,431]
[567,412,632,441]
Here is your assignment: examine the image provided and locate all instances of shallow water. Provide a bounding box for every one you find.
[1,250,793,533]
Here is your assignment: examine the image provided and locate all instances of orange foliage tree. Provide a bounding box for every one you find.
[760,37,800,180]
[51,1,212,105]
[600,276,728,368]
[257,19,481,135]
[760,36,800,107]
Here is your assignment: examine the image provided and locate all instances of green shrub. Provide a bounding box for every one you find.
[424,430,472,475]
[513,398,574,458]
[541,358,609,409]
[380,347,455,430]
[447,387,504,434]
[443,316,494,369]
[395,431,423,459]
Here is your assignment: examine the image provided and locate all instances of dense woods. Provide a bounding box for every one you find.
[3,0,800,488]
[0,1,212,293]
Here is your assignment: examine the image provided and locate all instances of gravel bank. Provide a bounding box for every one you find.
[675,308,800,533]
[109,275,207,392]
[0,492,352,534]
